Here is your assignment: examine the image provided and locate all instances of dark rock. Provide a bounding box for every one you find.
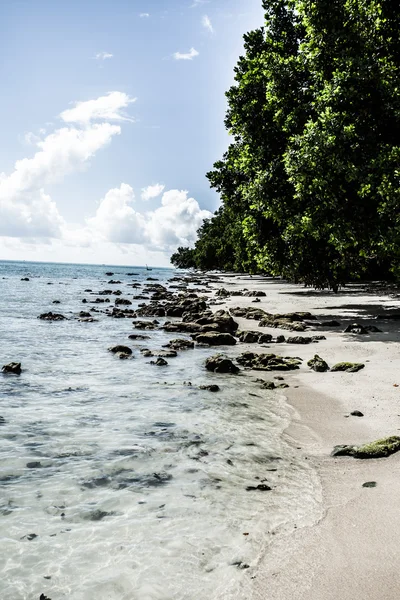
[286,336,313,344]
[133,320,158,330]
[79,311,92,318]
[152,357,168,366]
[108,345,133,356]
[0,416,5,425]
[21,533,38,540]
[276,335,286,343]
[244,290,266,297]
[307,355,329,372]
[2,362,22,374]
[195,332,237,346]
[237,352,302,371]
[205,354,240,374]
[277,383,289,388]
[38,312,67,321]
[331,362,365,373]
[199,384,220,392]
[52,300,61,304]
[26,461,42,468]
[165,338,195,350]
[246,484,272,491]
[105,272,114,276]
[362,481,377,488]
[21,277,30,281]
[321,320,341,327]
[366,325,382,333]
[216,288,230,297]
[108,280,121,284]
[351,410,364,417]
[311,335,326,341]
[115,298,132,306]
[344,323,369,334]
[128,334,150,340]
[260,380,276,390]
[40,594,52,600]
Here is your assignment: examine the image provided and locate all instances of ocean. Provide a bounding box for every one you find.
[0,260,319,600]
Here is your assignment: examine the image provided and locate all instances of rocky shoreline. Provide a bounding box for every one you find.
[3,269,400,599]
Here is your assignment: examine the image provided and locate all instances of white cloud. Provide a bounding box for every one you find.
[141,183,165,201]
[0,93,131,239]
[202,15,214,33]
[88,185,212,250]
[60,91,136,125]
[173,48,199,61]
[139,13,150,17]
[190,0,209,7]
[87,184,147,244]
[94,52,113,60]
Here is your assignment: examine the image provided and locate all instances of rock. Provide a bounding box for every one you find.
[286,336,313,344]
[216,288,230,297]
[165,338,195,350]
[311,335,326,341]
[21,277,30,281]
[128,334,150,340]
[115,298,132,306]
[38,312,67,321]
[362,481,377,488]
[40,594,52,600]
[237,352,302,371]
[260,380,276,390]
[246,484,272,491]
[108,280,121,284]
[205,354,240,374]
[133,320,158,330]
[199,384,220,392]
[195,332,237,346]
[277,383,289,388]
[243,290,266,297]
[307,355,330,372]
[105,272,114,276]
[351,410,364,417]
[153,357,168,366]
[344,322,369,334]
[252,298,261,303]
[108,345,133,356]
[276,335,286,343]
[238,331,273,344]
[366,325,382,333]
[26,461,42,468]
[52,300,61,304]
[2,362,22,374]
[0,416,5,425]
[332,436,400,458]
[321,320,341,327]
[331,362,365,373]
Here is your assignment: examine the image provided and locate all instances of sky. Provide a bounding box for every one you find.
[0,0,264,266]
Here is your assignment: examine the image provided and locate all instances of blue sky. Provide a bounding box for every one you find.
[0,0,264,266]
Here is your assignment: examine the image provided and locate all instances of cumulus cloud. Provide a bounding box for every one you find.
[94,52,113,60]
[141,183,165,201]
[173,48,199,61]
[60,92,136,125]
[139,13,150,17]
[0,93,131,238]
[88,184,211,250]
[87,184,147,244]
[202,15,214,33]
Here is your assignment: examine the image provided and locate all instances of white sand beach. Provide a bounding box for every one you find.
[213,275,400,600]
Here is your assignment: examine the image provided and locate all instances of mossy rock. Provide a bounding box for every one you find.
[331,362,365,373]
[307,355,329,372]
[332,436,400,459]
[354,436,400,458]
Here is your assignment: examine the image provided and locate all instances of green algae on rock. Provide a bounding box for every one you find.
[332,436,400,459]
[331,362,365,372]
[237,352,302,371]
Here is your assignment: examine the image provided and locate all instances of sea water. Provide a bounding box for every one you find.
[0,261,320,600]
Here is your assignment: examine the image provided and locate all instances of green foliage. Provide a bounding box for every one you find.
[170,247,196,269]
[171,0,400,287]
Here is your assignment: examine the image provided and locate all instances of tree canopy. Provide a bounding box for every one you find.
[171,0,400,288]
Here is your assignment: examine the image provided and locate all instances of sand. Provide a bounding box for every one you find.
[212,275,400,600]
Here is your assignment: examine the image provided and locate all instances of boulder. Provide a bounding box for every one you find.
[128,334,150,340]
[344,322,369,334]
[237,352,302,371]
[331,362,365,373]
[115,298,132,306]
[152,357,168,366]
[205,354,240,374]
[351,410,364,417]
[243,290,266,297]
[332,436,400,458]
[195,332,237,346]
[21,277,30,281]
[199,384,220,392]
[286,336,313,344]
[2,362,22,374]
[38,312,67,321]
[133,320,158,330]
[307,355,330,372]
[165,338,195,350]
[108,345,133,356]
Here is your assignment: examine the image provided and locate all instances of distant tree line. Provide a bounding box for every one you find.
[171,0,400,289]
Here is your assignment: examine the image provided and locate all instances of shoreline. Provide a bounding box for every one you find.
[211,274,400,599]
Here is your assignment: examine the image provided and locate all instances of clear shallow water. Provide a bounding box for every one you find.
[0,261,319,600]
